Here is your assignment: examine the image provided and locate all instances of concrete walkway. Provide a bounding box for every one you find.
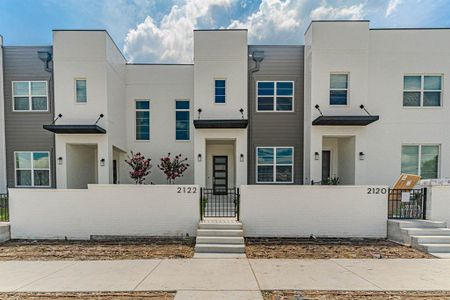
[1,259,450,299]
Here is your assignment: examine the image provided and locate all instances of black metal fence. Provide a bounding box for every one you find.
[0,194,8,222]
[388,188,426,219]
[200,188,240,220]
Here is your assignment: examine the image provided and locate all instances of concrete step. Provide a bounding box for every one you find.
[195,243,245,253]
[197,229,243,237]
[196,236,244,245]
[430,253,450,259]
[193,253,247,259]
[403,228,450,236]
[198,222,243,230]
[399,220,447,229]
[411,236,450,244]
[418,243,450,253]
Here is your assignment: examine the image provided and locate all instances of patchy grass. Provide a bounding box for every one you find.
[246,238,432,259]
[0,238,195,260]
[0,292,175,300]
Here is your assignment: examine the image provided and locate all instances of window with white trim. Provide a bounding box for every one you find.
[12,81,48,111]
[135,100,150,140]
[403,75,442,107]
[75,79,87,103]
[401,144,440,179]
[329,74,348,105]
[256,147,294,183]
[257,81,294,111]
[175,100,190,141]
[15,151,50,187]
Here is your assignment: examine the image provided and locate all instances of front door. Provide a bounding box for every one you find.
[213,156,228,195]
[113,160,118,184]
[322,150,331,182]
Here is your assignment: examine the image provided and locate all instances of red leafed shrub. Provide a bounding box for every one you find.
[125,151,152,184]
[158,153,189,184]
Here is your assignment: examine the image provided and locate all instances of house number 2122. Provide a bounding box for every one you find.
[177,187,197,194]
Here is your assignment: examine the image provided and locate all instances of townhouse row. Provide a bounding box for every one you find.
[0,20,449,192]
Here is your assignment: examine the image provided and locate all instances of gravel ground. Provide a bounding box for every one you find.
[0,292,175,300]
[263,291,450,300]
[0,239,194,260]
[246,238,432,259]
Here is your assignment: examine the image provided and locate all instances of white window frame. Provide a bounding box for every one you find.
[74,78,87,104]
[256,81,295,112]
[329,73,349,107]
[14,151,51,187]
[403,74,443,108]
[135,99,151,142]
[12,81,49,112]
[401,144,441,178]
[256,146,294,183]
[175,99,190,142]
[214,78,226,104]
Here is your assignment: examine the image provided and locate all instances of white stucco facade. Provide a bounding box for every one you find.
[0,35,6,193]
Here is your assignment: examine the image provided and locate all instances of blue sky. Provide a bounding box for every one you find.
[1,0,449,63]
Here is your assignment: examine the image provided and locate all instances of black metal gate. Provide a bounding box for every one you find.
[0,194,8,222]
[388,188,427,219]
[200,188,240,220]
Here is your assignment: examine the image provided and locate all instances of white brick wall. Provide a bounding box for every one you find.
[240,185,387,238]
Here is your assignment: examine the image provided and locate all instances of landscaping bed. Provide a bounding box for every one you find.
[0,292,174,300]
[263,290,450,300]
[0,238,194,260]
[246,238,432,259]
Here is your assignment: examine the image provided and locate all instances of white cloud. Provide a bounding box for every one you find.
[310,4,364,20]
[385,0,402,17]
[124,0,232,63]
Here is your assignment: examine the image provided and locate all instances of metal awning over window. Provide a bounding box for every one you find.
[312,115,379,126]
[43,124,106,134]
[193,119,248,129]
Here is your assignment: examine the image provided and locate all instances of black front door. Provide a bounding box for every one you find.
[322,150,331,181]
[213,156,228,195]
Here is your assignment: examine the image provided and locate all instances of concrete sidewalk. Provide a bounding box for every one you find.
[1,259,450,299]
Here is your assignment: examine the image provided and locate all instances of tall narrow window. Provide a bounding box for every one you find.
[135,100,150,140]
[12,81,48,111]
[256,147,294,183]
[175,100,190,141]
[401,145,439,179]
[75,79,87,103]
[403,75,442,107]
[330,74,348,105]
[215,79,226,103]
[257,81,294,112]
[15,151,50,187]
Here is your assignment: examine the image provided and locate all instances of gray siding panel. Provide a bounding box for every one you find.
[248,45,304,184]
[3,46,55,188]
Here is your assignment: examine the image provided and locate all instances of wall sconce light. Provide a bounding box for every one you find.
[314,152,320,160]
[57,157,63,165]
[240,153,244,162]
[100,158,105,166]
[197,153,202,162]
[359,152,365,160]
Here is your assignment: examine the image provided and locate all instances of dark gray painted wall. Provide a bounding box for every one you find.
[3,46,55,188]
[248,45,304,184]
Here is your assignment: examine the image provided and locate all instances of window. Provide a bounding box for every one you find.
[401,145,439,179]
[403,75,442,107]
[256,147,294,183]
[257,81,294,111]
[15,151,50,187]
[75,79,87,103]
[175,100,190,141]
[330,74,348,105]
[215,79,226,103]
[12,81,48,111]
[135,100,150,140]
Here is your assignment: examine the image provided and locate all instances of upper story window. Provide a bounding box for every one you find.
[75,79,87,103]
[403,75,442,107]
[330,74,348,105]
[175,100,190,141]
[15,151,50,187]
[257,81,294,112]
[401,144,439,179]
[256,147,294,183]
[215,79,226,103]
[12,81,48,111]
[135,100,150,141]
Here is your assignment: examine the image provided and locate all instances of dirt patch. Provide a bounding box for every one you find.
[246,238,432,259]
[0,292,175,300]
[0,239,194,260]
[263,290,450,300]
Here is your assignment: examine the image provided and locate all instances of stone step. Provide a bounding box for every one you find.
[198,222,243,230]
[196,229,243,237]
[399,220,447,229]
[403,228,450,236]
[195,243,245,253]
[418,243,450,253]
[411,236,450,244]
[196,236,244,245]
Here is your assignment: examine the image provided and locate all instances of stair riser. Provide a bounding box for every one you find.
[405,230,450,236]
[418,245,450,253]
[199,223,243,230]
[400,222,447,229]
[412,237,450,244]
[196,237,244,244]
[195,246,245,253]
[197,230,243,237]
